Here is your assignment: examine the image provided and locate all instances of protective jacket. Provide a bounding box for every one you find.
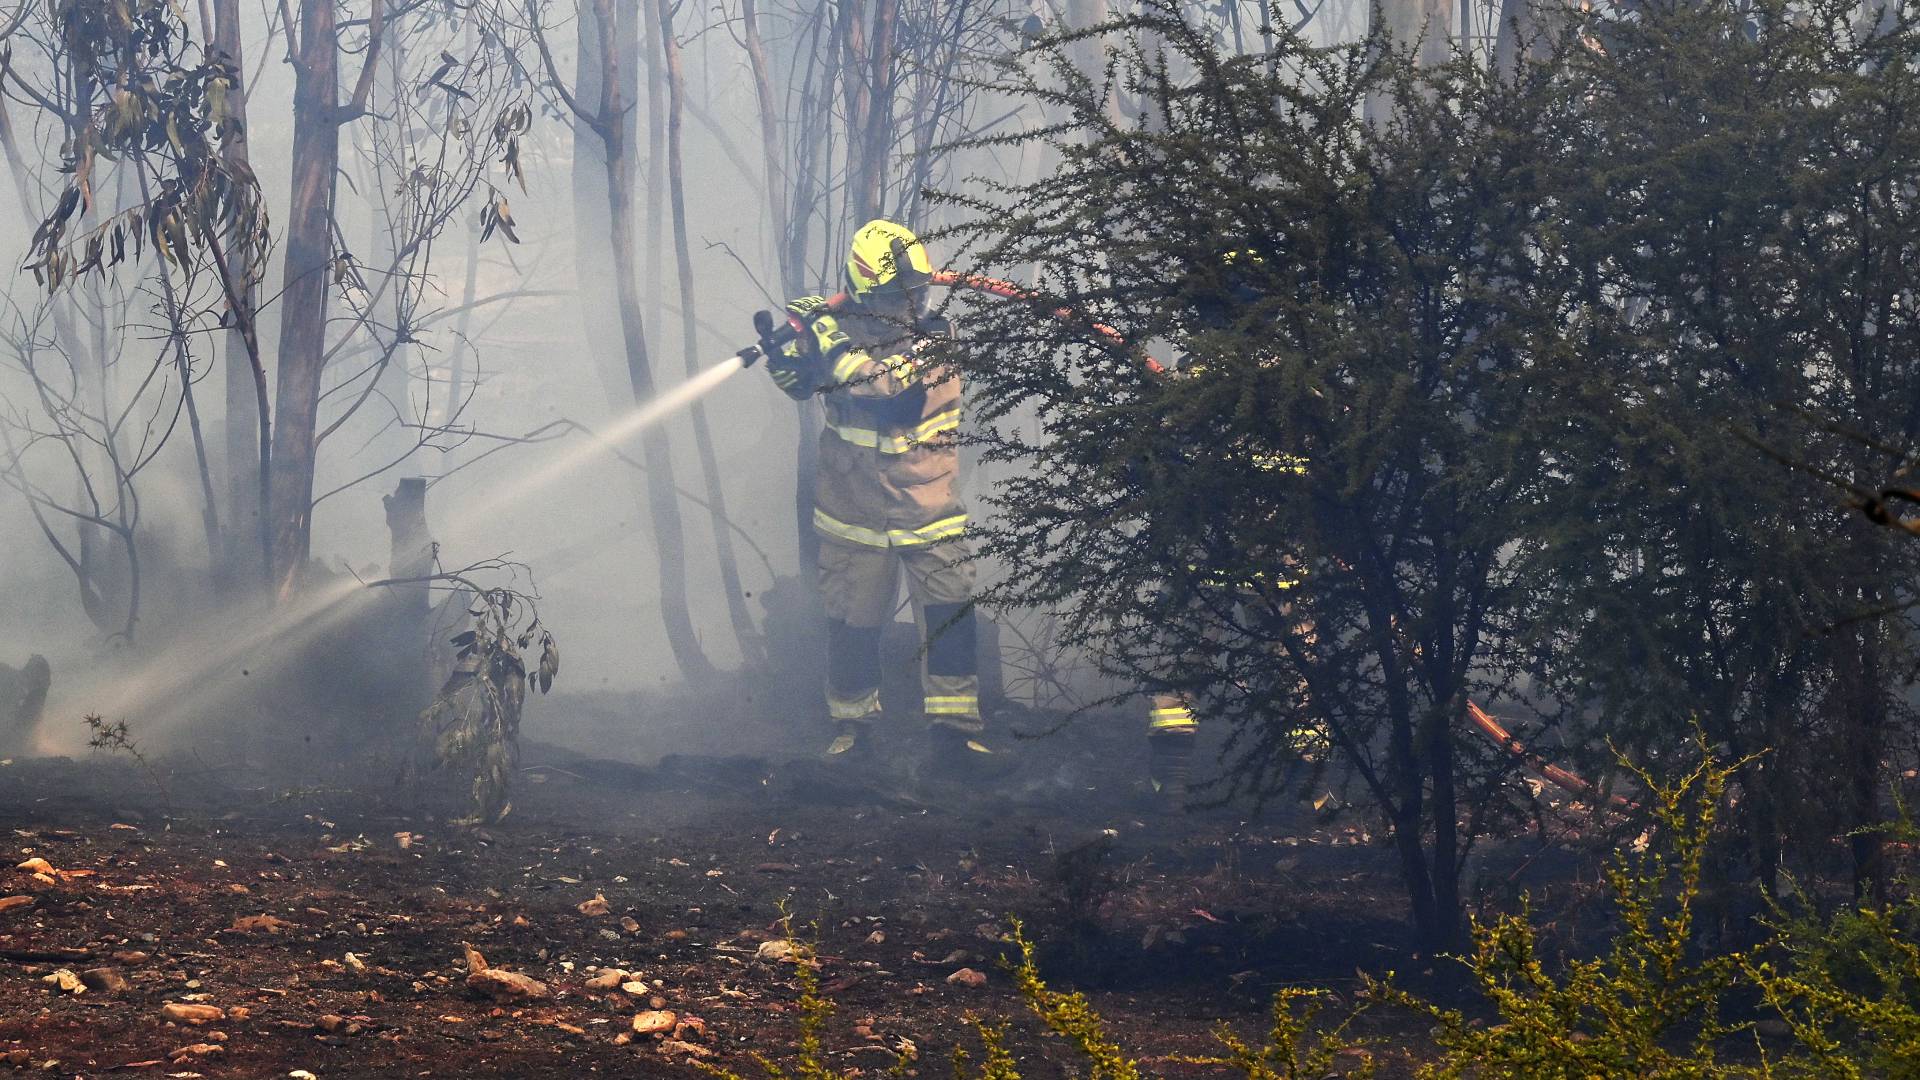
[788,304,966,550]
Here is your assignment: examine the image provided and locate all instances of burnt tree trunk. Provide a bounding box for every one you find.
[742,0,823,592]
[268,0,344,593]
[213,0,268,590]
[656,0,761,665]
[585,0,713,681]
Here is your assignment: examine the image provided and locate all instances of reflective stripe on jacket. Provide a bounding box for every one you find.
[810,305,967,549]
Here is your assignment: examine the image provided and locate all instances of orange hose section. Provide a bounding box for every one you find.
[808,272,1164,373]
[929,270,1167,374]
[1467,702,1638,812]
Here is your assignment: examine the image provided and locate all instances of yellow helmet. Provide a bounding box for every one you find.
[846,219,933,297]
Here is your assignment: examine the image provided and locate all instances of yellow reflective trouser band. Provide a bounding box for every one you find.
[814,508,967,548]
[1149,705,1198,732]
[923,694,979,717]
[901,514,967,544]
[828,689,881,720]
[826,408,961,454]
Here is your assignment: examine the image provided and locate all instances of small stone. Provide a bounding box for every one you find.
[578,893,610,917]
[111,951,150,966]
[343,953,367,974]
[585,969,627,991]
[170,1043,223,1061]
[231,914,294,934]
[79,968,129,994]
[755,939,803,964]
[663,929,688,942]
[161,1003,226,1024]
[462,943,489,973]
[41,969,85,994]
[672,1016,708,1041]
[4,1049,29,1066]
[619,916,641,935]
[227,1007,252,1022]
[631,1010,677,1036]
[467,968,549,1001]
[621,980,650,996]
[658,1038,713,1059]
[289,1071,318,1080]
[0,896,33,914]
[865,930,886,945]
[946,967,987,988]
[315,1015,347,1033]
[14,858,53,875]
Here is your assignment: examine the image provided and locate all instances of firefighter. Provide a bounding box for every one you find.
[1142,247,1320,809]
[760,220,1009,777]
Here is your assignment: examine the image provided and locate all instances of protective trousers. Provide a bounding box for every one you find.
[820,534,981,734]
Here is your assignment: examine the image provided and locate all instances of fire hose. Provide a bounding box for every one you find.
[735,270,1167,374]
[737,270,1624,812]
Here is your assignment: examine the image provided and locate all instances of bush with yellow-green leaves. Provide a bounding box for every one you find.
[713,745,1920,1079]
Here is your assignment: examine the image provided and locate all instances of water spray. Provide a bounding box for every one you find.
[36,268,1147,756]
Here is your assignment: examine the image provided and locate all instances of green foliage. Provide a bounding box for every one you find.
[699,927,909,1080]
[1182,987,1376,1080]
[1746,895,1920,1078]
[939,0,1582,954]
[727,749,1920,1079]
[1003,918,1144,1080]
[951,919,1374,1080]
[1372,742,1755,1078]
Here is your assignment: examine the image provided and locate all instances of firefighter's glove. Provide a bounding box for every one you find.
[911,314,953,358]
[765,354,812,399]
[758,296,821,399]
[781,296,850,361]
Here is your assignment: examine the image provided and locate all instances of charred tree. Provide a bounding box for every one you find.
[539,0,713,681]
[656,0,761,664]
[270,0,385,593]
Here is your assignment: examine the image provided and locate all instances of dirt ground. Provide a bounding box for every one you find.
[0,694,1574,1079]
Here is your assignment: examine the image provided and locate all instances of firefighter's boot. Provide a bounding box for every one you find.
[924,724,1016,782]
[822,720,878,766]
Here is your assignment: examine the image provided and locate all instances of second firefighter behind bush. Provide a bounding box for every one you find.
[760,219,1009,777]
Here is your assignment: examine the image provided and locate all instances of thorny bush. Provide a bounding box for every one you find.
[933,0,1920,952]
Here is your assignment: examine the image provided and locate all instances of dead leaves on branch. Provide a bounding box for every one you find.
[18,2,268,294]
[412,586,558,825]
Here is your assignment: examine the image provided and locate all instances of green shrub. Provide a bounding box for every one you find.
[1744,896,1920,1079]
[1367,742,1758,1078]
[719,746,1920,1080]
